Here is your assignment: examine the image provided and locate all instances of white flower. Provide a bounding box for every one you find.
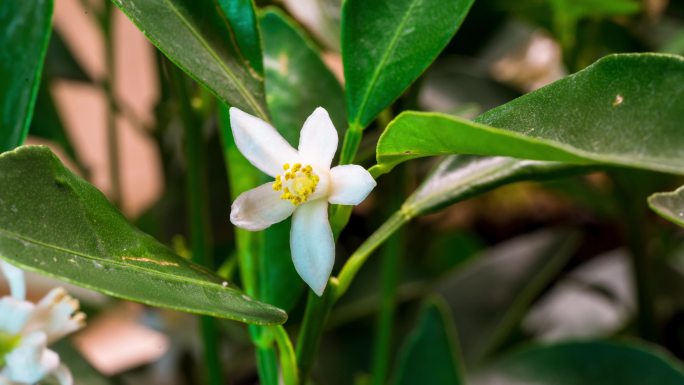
[0,260,85,385]
[229,107,376,295]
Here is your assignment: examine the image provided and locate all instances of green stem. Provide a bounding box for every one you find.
[371,169,405,385]
[339,122,364,165]
[295,283,336,385]
[170,66,223,385]
[272,326,299,385]
[255,340,279,385]
[103,2,122,207]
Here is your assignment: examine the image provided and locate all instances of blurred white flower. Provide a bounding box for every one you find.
[0,260,85,385]
[229,107,376,295]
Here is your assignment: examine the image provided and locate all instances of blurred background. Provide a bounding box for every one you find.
[3,0,684,384]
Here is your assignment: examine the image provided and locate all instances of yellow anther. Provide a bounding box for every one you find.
[274,162,320,206]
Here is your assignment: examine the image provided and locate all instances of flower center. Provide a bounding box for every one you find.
[272,163,320,206]
[0,332,20,367]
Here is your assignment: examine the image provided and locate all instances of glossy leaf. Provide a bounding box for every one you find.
[437,229,578,365]
[111,0,268,118]
[374,54,684,176]
[474,341,684,385]
[342,0,475,128]
[401,156,585,217]
[0,146,287,325]
[217,0,263,76]
[0,0,53,152]
[261,8,346,146]
[390,297,464,385]
[648,185,684,227]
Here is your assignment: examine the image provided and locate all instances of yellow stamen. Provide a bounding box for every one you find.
[274,163,320,206]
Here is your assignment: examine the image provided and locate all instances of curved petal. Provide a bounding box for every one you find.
[51,364,73,385]
[298,107,338,170]
[230,182,296,231]
[290,199,334,296]
[0,297,33,335]
[0,260,25,300]
[230,107,299,177]
[26,288,85,344]
[3,332,58,384]
[328,165,377,205]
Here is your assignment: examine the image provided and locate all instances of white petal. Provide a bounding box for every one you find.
[3,332,59,384]
[230,107,299,177]
[290,199,334,296]
[25,288,85,344]
[0,260,25,300]
[328,165,377,205]
[230,182,296,231]
[51,364,73,385]
[0,297,33,335]
[298,107,338,170]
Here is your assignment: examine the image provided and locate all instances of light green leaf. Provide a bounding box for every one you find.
[342,0,475,128]
[0,0,53,152]
[0,146,287,325]
[217,0,263,76]
[261,8,346,146]
[438,229,578,365]
[111,0,268,118]
[391,297,464,385]
[474,341,684,385]
[374,54,684,176]
[648,185,684,227]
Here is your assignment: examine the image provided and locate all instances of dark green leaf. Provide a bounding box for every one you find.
[437,229,578,365]
[474,341,684,385]
[261,8,346,146]
[0,0,53,152]
[648,185,684,227]
[217,0,263,76]
[391,297,464,385]
[374,54,684,176]
[111,0,268,118]
[0,146,287,324]
[402,156,585,217]
[342,0,474,128]
[44,29,92,82]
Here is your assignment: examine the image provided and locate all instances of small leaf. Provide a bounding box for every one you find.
[437,229,578,365]
[112,0,268,118]
[342,0,475,128]
[0,146,287,325]
[374,54,684,176]
[0,0,53,152]
[474,341,684,385]
[391,297,464,385]
[648,185,684,227]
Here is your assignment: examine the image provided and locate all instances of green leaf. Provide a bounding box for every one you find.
[437,229,578,365]
[0,146,287,325]
[261,8,346,146]
[342,0,474,128]
[475,341,684,385]
[390,297,464,385]
[0,0,53,152]
[401,156,586,217]
[648,185,684,227]
[374,54,684,176]
[217,0,263,76]
[111,0,268,118]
